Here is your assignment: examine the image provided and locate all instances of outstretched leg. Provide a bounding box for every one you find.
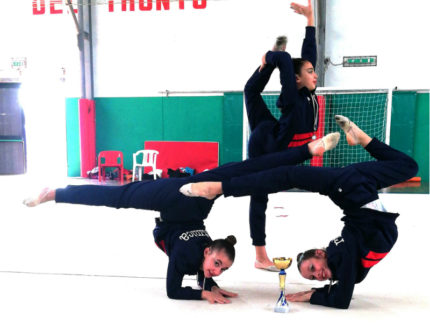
[219,136,417,210]
[180,132,340,198]
[335,115,418,190]
[24,180,181,210]
[181,116,418,207]
[24,178,215,223]
[244,65,278,131]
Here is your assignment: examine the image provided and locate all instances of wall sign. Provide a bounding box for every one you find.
[32,0,207,15]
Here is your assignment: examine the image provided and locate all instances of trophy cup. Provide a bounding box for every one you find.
[273,257,292,313]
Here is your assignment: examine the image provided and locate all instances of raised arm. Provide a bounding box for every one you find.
[291,0,314,26]
[292,0,317,67]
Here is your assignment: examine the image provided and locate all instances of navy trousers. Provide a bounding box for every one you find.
[56,144,312,224]
[222,139,418,211]
[244,53,298,245]
[244,65,277,246]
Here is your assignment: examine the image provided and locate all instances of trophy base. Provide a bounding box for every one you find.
[274,305,290,313]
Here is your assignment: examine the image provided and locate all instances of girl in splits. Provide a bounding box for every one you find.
[24,132,340,304]
[182,115,418,309]
[245,0,319,271]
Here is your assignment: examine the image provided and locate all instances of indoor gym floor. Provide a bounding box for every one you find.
[0,174,429,323]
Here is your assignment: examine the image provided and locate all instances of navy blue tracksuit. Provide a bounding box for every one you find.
[221,138,419,308]
[245,26,318,247]
[55,144,313,300]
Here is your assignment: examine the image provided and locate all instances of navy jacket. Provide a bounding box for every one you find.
[310,208,399,309]
[153,219,218,300]
[265,26,318,148]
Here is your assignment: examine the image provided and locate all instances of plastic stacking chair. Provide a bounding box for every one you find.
[132,149,160,181]
[98,151,124,184]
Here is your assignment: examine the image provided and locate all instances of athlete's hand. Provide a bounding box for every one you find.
[285,289,315,302]
[202,287,238,304]
[291,0,314,25]
[212,286,238,299]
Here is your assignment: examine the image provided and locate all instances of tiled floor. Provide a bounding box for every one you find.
[1,174,429,322]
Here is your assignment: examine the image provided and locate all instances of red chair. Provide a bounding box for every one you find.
[98,151,124,184]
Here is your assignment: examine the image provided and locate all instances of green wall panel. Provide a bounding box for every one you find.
[93,95,244,170]
[95,96,229,170]
[65,98,80,177]
[95,97,164,169]
[390,91,417,157]
[161,96,223,141]
[414,92,429,182]
[67,91,428,183]
[223,92,244,163]
[390,90,429,184]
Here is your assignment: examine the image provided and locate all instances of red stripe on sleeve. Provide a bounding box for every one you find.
[366,251,389,260]
[361,258,380,268]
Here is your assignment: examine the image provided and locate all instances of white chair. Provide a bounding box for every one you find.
[132,149,160,181]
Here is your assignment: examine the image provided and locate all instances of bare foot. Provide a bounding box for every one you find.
[308,132,340,156]
[179,182,222,200]
[23,188,55,207]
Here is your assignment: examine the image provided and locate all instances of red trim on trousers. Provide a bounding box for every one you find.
[155,240,167,254]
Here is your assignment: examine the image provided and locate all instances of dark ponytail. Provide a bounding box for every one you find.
[208,235,237,262]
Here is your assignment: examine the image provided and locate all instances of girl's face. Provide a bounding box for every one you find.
[202,248,233,278]
[296,61,318,91]
[299,254,332,281]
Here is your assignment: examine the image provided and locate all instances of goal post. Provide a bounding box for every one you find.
[243,88,390,167]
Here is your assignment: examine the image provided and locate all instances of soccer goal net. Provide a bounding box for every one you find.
[243,88,390,167]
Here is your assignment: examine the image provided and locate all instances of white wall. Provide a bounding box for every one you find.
[1,0,429,97]
[324,0,430,89]
[92,0,430,95]
[0,1,81,96]
[0,0,81,177]
[92,0,308,96]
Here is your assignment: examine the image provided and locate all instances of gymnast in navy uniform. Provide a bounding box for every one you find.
[182,115,419,309]
[245,1,320,271]
[24,132,340,304]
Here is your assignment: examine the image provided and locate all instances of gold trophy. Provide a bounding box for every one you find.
[273,257,292,313]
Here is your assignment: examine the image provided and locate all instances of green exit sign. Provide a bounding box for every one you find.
[10,57,27,70]
[343,56,377,67]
